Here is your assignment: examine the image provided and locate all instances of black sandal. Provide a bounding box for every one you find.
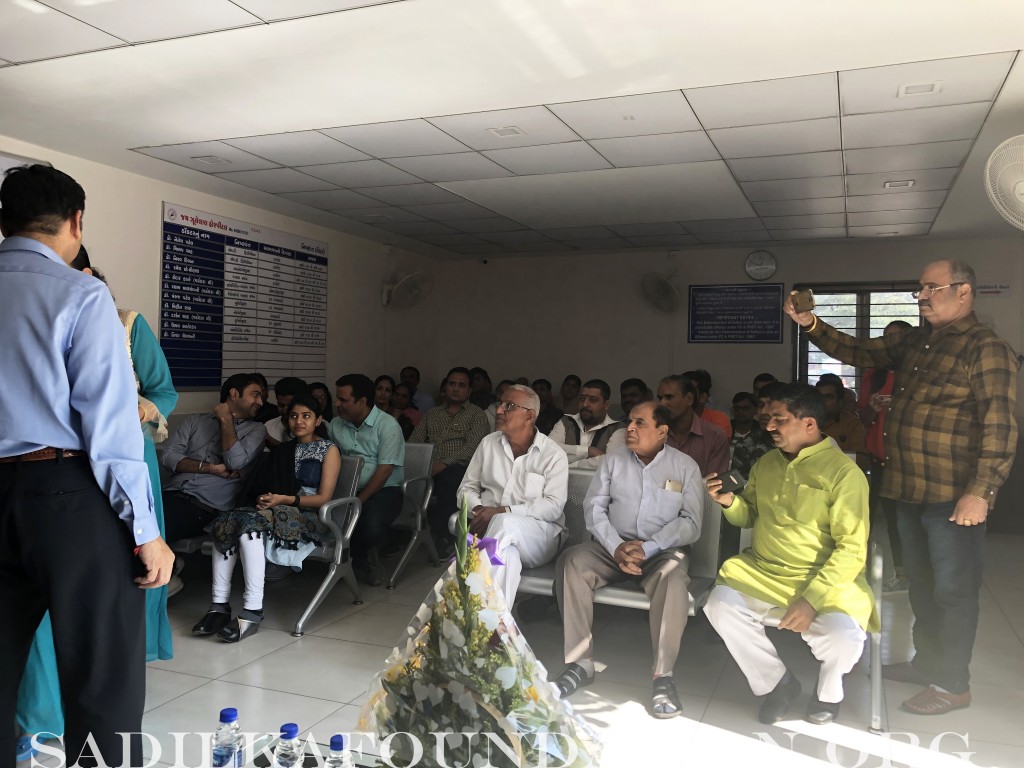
[553,663,595,698]
[651,676,683,719]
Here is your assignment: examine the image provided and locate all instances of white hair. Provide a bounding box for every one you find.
[506,384,540,417]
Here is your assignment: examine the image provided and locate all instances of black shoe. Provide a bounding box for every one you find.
[264,562,293,582]
[758,670,801,724]
[806,695,840,725]
[353,555,384,586]
[192,609,231,636]
[218,616,261,643]
[651,676,683,719]
[553,663,595,698]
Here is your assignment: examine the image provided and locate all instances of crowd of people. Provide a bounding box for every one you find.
[2,164,1018,764]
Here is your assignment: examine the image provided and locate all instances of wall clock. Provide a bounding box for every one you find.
[745,250,777,281]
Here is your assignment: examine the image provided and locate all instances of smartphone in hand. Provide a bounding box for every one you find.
[717,469,747,495]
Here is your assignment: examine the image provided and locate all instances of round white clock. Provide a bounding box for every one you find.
[745,250,777,281]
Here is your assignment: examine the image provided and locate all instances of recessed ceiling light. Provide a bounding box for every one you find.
[884,180,915,189]
[362,214,393,220]
[876,231,900,237]
[898,82,941,98]
[190,155,231,166]
[487,126,525,138]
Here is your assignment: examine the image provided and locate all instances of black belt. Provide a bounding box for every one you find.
[0,448,85,464]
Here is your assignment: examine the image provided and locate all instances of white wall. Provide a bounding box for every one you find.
[431,237,1024,414]
[0,133,440,414]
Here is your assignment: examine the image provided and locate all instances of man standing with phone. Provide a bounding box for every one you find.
[785,260,1018,715]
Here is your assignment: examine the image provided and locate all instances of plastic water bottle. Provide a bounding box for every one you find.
[324,735,354,768]
[271,723,302,768]
[211,708,243,768]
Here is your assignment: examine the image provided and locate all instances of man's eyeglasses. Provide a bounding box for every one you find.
[912,282,963,299]
[496,401,534,414]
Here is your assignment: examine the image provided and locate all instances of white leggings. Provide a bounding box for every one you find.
[211,534,265,611]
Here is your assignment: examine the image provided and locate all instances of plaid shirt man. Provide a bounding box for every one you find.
[808,313,1017,506]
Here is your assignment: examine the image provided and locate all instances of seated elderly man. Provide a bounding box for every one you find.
[554,401,703,719]
[457,384,568,607]
[704,383,876,726]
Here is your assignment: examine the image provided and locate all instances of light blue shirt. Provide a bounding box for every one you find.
[328,406,405,491]
[0,236,157,545]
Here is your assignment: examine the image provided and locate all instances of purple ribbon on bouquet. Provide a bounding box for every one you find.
[451,535,504,566]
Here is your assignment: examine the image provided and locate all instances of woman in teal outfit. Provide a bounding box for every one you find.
[16,249,178,758]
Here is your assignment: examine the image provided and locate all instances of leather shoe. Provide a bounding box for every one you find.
[883,661,930,685]
[553,663,595,698]
[901,685,971,715]
[218,616,261,643]
[193,610,231,636]
[759,671,801,724]
[806,695,840,725]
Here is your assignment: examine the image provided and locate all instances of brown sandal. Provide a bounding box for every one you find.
[901,685,971,715]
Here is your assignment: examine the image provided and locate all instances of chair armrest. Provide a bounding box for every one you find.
[869,540,883,609]
[318,495,362,545]
[401,474,433,525]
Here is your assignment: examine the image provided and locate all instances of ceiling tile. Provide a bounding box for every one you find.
[0,1,123,62]
[727,151,843,182]
[386,153,514,182]
[557,238,633,250]
[277,188,381,209]
[845,168,958,196]
[590,132,720,168]
[849,223,932,237]
[223,131,368,166]
[839,52,1015,115]
[709,118,841,159]
[547,90,701,139]
[230,0,406,23]
[753,198,846,216]
[608,222,688,237]
[439,162,754,229]
[446,217,525,233]
[847,209,939,227]
[626,234,699,247]
[297,159,422,187]
[427,106,579,150]
[682,217,764,234]
[374,221,458,236]
[320,118,469,158]
[331,207,427,224]
[480,230,557,244]
[41,0,260,43]
[482,142,611,175]
[416,233,487,246]
[742,176,844,201]
[213,168,337,193]
[842,102,990,149]
[135,141,279,173]
[846,190,948,212]
[761,213,846,229]
[402,201,497,220]
[685,73,839,129]
[843,140,972,174]
[444,243,513,255]
[509,242,573,253]
[695,231,770,244]
[540,226,618,240]
[353,183,465,206]
[769,227,847,240]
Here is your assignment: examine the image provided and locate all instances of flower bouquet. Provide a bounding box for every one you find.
[358,500,601,767]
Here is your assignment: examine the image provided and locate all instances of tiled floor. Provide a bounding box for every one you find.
[135,534,1024,767]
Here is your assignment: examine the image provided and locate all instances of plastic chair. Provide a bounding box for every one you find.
[386,442,439,589]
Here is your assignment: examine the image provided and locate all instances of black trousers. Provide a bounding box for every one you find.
[429,463,468,547]
[162,491,219,543]
[0,456,145,767]
[350,486,403,564]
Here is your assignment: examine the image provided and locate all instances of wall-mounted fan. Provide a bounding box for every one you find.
[641,271,681,313]
[381,271,434,309]
[984,135,1024,232]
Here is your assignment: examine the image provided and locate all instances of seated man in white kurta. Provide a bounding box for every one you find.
[457,384,569,606]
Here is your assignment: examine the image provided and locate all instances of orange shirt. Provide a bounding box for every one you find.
[700,407,733,440]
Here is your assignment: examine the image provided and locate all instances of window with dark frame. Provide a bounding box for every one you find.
[792,282,920,397]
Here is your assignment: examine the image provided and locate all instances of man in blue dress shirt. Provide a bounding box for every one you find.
[0,165,174,767]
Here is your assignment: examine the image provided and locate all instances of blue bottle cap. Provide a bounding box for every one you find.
[329,735,347,752]
[219,708,238,724]
[280,724,299,739]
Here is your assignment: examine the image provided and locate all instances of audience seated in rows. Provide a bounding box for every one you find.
[531,378,564,435]
[309,381,334,421]
[400,365,434,414]
[617,377,652,424]
[553,374,582,416]
[752,372,778,398]
[252,372,280,424]
[470,367,496,410]
[554,401,702,719]
[684,368,733,440]
[388,382,421,440]
[457,384,569,609]
[815,376,867,463]
[265,376,310,446]
[548,378,625,470]
[705,383,876,726]
[729,391,774,477]
[485,379,517,431]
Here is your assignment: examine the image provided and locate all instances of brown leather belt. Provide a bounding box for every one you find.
[0,448,85,464]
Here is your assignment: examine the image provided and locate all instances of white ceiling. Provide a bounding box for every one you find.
[1,0,1023,258]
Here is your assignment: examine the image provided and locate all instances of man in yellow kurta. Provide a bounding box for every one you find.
[705,382,877,726]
